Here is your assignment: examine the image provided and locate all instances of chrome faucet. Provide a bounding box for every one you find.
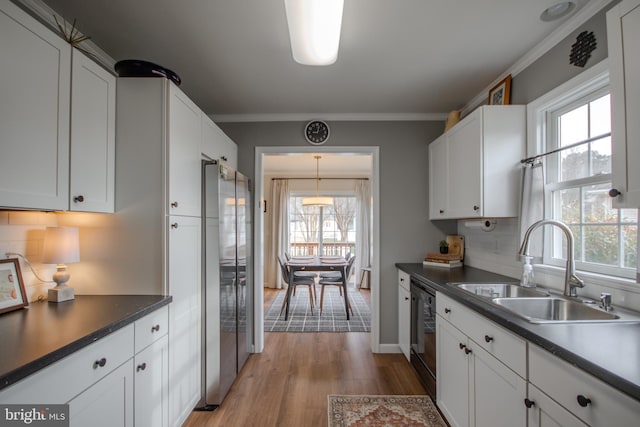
[518,219,584,297]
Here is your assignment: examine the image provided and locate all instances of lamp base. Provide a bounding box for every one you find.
[48,285,74,302]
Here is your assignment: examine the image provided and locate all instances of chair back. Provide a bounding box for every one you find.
[344,251,351,261]
[277,255,290,286]
[346,255,356,280]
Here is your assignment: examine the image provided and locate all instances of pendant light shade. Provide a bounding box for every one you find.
[302,156,333,207]
[284,0,344,66]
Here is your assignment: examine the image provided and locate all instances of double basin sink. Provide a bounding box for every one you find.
[452,283,640,324]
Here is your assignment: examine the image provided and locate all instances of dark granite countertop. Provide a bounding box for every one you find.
[0,295,172,391]
[396,263,640,402]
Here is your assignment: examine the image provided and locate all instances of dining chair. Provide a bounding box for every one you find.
[318,252,352,292]
[278,255,316,316]
[318,255,356,316]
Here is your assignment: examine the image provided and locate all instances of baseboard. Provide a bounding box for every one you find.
[376,343,402,354]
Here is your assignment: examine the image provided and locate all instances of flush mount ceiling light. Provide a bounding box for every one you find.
[540,1,577,22]
[284,0,344,66]
[302,155,333,207]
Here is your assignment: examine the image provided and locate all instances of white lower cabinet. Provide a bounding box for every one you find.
[398,270,411,360]
[436,292,527,427]
[527,384,588,427]
[69,360,134,427]
[436,314,526,427]
[0,306,169,427]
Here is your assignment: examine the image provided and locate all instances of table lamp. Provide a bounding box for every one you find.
[41,226,80,302]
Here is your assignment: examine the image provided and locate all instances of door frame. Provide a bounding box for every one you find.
[253,146,380,353]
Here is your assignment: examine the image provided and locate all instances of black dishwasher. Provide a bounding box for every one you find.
[410,277,437,399]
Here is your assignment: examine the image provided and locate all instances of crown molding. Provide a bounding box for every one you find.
[461,0,613,116]
[14,0,116,73]
[211,112,448,123]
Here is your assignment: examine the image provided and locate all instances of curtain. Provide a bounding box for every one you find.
[265,179,290,289]
[355,180,372,288]
[519,161,545,261]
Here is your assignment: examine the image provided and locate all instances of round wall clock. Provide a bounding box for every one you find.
[304,120,330,145]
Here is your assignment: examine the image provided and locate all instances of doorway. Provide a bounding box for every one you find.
[253,146,380,352]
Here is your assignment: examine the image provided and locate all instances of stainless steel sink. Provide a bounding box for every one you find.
[492,297,623,323]
[453,283,550,299]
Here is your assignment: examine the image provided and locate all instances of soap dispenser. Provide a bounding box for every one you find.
[521,256,535,288]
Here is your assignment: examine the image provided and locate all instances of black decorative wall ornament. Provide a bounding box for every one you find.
[569,31,597,67]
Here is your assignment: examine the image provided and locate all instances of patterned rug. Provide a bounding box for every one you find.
[328,395,447,427]
[264,286,370,332]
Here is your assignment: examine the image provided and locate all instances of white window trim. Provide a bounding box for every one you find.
[527,58,637,282]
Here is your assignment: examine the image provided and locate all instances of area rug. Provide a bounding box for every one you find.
[327,395,447,427]
[264,286,370,332]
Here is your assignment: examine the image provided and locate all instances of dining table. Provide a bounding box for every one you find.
[284,256,350,321]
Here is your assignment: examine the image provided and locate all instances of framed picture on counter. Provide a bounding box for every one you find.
[488,74,512,105]
[0,258,28,314]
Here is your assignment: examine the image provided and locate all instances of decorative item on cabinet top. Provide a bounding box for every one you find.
[488,74,512,105]
[114,59,181,86]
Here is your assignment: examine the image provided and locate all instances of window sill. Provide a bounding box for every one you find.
[535,264,640,295]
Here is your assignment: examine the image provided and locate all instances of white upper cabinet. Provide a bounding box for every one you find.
[70,49,116,213]
[0,0,70,210]
[168,84,202,217]
[429,105,525,219]
[201,113,238,168]
[608,0,640,208]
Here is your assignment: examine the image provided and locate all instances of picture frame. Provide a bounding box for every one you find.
[0,258,28,314]
[488,74,512,105]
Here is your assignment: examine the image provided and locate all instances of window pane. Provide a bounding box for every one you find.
[583,225,619,265]
[591,136,611,175]
[559,104,588,146]
[623,225,638,269]
[589,94,611,137]
[554,188,580,224]
[583,184,617,223]
[560,145,588,180]
[621,209,638,223]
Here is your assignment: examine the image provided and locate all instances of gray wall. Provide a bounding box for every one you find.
[511,2,617,105]
[219,120,456,343]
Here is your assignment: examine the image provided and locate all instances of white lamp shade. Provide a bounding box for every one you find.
[302,196,334,207]
[41,227,80,264]
[284,0,344,65]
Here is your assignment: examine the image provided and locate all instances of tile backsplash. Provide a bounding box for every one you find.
[0,211,59,302]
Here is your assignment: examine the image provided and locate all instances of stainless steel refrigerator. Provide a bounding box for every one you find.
[199,160,252,409]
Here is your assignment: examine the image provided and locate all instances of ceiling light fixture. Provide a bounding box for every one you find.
[540,1,576,22]
[302,155,333,207]
[284,0,344,66]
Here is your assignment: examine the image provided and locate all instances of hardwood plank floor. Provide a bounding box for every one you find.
[184,289,425,427]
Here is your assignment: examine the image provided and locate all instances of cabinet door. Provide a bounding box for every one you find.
[608,0,640,208]
[472,345,526,427]
[135,335,169,427]
[202,112,238,168]
[527,385,588,427]
[68,360,133,427]
[398,279,411,360]
[428,134,448,219]
[168,84,202,217]
[0,0,70,210]
[436,316,470,427]
[447,109,482,218]
[168,216,201,427]
[70,48,116,213]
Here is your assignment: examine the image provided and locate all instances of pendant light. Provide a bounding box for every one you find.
[302,155,333,207]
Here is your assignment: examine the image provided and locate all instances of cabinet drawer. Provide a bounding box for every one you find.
[0,324,134,404]
[529,344,640,426]
[135,305,169,353]
[437,292,526,377]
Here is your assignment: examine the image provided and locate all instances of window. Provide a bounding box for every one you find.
[544,86,637,278]
[289,196,356,257]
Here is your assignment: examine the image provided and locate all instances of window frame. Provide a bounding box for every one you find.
[528,59,637,281]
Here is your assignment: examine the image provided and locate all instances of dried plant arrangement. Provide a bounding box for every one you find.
[54,15,96,59]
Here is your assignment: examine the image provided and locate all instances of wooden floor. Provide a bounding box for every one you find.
[183,288,426,427]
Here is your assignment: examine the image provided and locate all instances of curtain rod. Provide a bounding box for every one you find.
[521,132,611,164]
[271,177,369,181]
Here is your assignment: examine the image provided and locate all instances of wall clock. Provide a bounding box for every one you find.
[304,120,330,145]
